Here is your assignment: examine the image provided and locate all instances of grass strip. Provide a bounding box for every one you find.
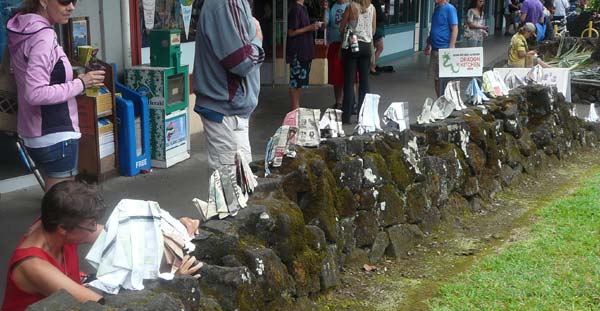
[430,173,600,311]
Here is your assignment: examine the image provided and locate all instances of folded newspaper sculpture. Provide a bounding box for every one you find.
[383,102,409,131]
[86,200,197,294]
[503,72,525,90]
[194,152,256,220]
[355,93,382,135]
[482,70,509,98]
[586,103,599,122]
[432,96,455,120]
[417,97,435,124]
[525,65,544,84]
[319,108,345,138]
[444,81,467,110]
[264,125,297,176]
[283,108,321,147]
[466,78,489,105]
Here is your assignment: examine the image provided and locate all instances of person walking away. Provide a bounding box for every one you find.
[6,0,105,192]
[339,0,376,124]
[507,22,551,67]
[464,0,488,47]
[370,0,389,75]
[520,0,544,25]
[553,0,569,21]
[424,0,458,97]
[504,0,520,35]
[323,0,352,109]
[287,0,321,111]
[193,0,265,170]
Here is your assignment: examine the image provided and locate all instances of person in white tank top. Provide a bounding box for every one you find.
[339,0,376,124]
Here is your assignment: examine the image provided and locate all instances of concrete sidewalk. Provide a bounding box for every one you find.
[0,34,510,303]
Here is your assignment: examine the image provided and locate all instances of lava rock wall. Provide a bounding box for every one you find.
[30,85,600,310]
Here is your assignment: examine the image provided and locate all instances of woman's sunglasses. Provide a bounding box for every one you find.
[58,0,78,6]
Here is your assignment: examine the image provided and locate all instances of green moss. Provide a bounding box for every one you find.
[363,152,392,181]
[292,247,327,288]
[236,284,264,311]
[384,150,414,191]
[334,187,358,217]
[377,184,406,226]
[427,142,454,157]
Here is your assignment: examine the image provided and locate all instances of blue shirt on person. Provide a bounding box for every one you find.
[430,2,458,50]
[326,2,349,43]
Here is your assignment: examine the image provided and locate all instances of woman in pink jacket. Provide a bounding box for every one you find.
[7,0,105,191]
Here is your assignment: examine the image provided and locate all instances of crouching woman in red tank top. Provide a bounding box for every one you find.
[1,181,107,311]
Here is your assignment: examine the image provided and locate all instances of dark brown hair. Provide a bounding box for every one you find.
[18,0,42,14]
[41,181,107,232]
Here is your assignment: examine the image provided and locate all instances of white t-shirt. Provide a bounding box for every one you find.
[554,0,570,17]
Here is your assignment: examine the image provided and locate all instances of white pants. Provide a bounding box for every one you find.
[200,115,252,170]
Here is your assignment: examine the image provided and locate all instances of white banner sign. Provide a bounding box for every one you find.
[438,47,484,78]
[180,0,193,40]
[493,68,571,102]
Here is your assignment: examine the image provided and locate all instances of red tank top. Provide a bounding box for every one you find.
[1,244,81,311]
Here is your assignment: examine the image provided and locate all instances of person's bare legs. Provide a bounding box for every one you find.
[289,88,300,111]
[334,86,343,108]
[371,39,384,73]
[434,79,440,98]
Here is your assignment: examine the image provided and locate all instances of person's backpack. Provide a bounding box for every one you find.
[536,21,546,41]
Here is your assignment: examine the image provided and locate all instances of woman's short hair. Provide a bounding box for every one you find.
[520,22,536,34]
[41,181,107,232]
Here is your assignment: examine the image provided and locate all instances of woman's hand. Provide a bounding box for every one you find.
[78,70,106,88]
[176,255,203,279]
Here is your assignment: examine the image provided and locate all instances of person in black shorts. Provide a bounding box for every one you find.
[287,0,322,110]
[370,0,389,75]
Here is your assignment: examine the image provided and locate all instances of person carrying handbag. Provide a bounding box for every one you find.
[339,0,376,124]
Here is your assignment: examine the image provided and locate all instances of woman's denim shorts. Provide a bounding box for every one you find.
[26,139,79,178]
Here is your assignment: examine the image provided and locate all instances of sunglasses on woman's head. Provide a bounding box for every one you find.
[57,0,77,5]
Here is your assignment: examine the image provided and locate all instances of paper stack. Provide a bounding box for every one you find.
[98,118,115,159]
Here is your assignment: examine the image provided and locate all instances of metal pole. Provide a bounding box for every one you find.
[272,0,276,87]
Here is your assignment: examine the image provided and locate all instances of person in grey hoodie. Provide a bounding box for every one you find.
[7,0,105,191]
[193,0,264,171]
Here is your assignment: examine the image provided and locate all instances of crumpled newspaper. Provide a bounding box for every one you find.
[444,80,467,110]
[355,93,382,135]
[525,65,543,84]
[586,103,599,122]
[482,70,509,97]
[319,108,345,138]
[466,78,489,105]
[504,72,525,90]
[417,95,455,124]
[283,108,321,147]
[383,102,409,131]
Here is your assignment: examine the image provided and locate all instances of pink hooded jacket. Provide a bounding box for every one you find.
[7,13,84,138]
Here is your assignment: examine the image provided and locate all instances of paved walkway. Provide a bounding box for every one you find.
[0,34,511,302]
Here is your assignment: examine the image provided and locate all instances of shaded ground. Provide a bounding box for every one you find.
[317,148,600,311]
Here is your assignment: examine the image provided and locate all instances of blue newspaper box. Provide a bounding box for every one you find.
[115,82,151,176]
